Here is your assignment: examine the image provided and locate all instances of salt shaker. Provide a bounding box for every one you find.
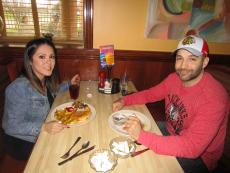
[104,79,112,94]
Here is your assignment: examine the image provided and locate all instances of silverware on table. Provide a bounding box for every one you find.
[131,148,149,157]
[60,136,81,159]
[58,145,96,166]
[75,141,90,155]
[134,140,142,145]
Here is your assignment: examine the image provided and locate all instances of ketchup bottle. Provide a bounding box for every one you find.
[98,70,106,93]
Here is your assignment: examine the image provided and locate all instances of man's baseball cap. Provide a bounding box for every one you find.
[173,35,209,57]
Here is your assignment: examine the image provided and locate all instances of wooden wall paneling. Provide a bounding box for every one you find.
[11,58,100,82]
[114,60,147,91]
[58,58,100,81]
[110,58,173,91]
[0,47,230,92]
[207,64,230,94]
[143,61,174,89]
[128,61,161,90]
[111,60,151,91]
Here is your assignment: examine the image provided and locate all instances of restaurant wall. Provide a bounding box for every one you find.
[93,0,230,55]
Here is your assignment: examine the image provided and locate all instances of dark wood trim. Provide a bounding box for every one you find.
[0,47,230,64]
[0,47,230,93]
[84,0,93,49]
[208,54,230,64]
[31,0,40,37]
[56,49,230,64]
[0,1,6,37]
[115,50,230,64]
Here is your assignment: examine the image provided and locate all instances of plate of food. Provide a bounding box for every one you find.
[50,101,96,126]
[108,110,151,136]
[89,149,117,172]
[109,136,136,158]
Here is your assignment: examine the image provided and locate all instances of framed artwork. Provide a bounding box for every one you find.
[145,0,230,42]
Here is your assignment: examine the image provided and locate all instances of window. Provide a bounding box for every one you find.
[0,0,93,48]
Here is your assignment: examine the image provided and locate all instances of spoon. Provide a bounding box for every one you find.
[60,136,81,159]
[74,141,90,156]
[58,141,91,166]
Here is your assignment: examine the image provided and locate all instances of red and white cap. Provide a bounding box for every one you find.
[174,35,209,57]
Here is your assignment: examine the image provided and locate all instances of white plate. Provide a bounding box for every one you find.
[108,110,151,136]
[50,102,96,126]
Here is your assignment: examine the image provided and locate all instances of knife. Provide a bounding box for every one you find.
[131,148,149,157]
[58,145,96,166]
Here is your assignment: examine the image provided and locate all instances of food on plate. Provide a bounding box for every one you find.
[54,101,91,124]
[108,110,152,136]
[112,113,137,126]
[112,113,146,129]
[112,113,128,126]
[89,149,117,172]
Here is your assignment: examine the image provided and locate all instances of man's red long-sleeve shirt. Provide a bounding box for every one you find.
[123,72,229,171]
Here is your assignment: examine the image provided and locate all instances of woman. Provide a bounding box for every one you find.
[2,38,80,160]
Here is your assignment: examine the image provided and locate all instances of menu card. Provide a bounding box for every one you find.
[99,45,114,68]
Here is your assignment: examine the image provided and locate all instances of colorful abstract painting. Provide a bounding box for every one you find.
[145,0,230,42]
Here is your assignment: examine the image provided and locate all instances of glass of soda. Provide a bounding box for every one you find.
[69,83,80,100]
[120,73,128,96]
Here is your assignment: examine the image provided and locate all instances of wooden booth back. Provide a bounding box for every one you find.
[0,47,229,171]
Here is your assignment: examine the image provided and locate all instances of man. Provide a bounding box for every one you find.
[113,35,230,173]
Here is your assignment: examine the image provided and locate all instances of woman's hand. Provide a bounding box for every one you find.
[112,98,125,112]
[123,116,142,140]
[71,74,80,85]
[42,121,69,134]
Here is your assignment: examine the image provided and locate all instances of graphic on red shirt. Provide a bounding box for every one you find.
[166,94,188,134]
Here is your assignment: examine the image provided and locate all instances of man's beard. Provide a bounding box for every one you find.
[176,65,203,82]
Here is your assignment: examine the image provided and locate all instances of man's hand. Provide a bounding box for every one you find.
[123,116,142,140]
[112,98,125,112]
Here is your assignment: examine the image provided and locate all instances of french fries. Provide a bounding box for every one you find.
[54,102,91,124]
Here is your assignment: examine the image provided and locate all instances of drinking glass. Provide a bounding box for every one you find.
[120,74,128,96]
[69,83,80,100]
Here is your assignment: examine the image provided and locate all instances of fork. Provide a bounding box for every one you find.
[60,136,81,159]
[113,113,137,121]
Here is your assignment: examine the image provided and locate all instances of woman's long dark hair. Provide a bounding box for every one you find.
[22,38,60,95]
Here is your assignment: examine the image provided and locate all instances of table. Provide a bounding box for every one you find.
[23,81,184,173]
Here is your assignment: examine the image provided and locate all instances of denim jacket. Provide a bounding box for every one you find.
[2,76,69,143]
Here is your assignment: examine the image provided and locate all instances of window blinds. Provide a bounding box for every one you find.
[1,0,84,46]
